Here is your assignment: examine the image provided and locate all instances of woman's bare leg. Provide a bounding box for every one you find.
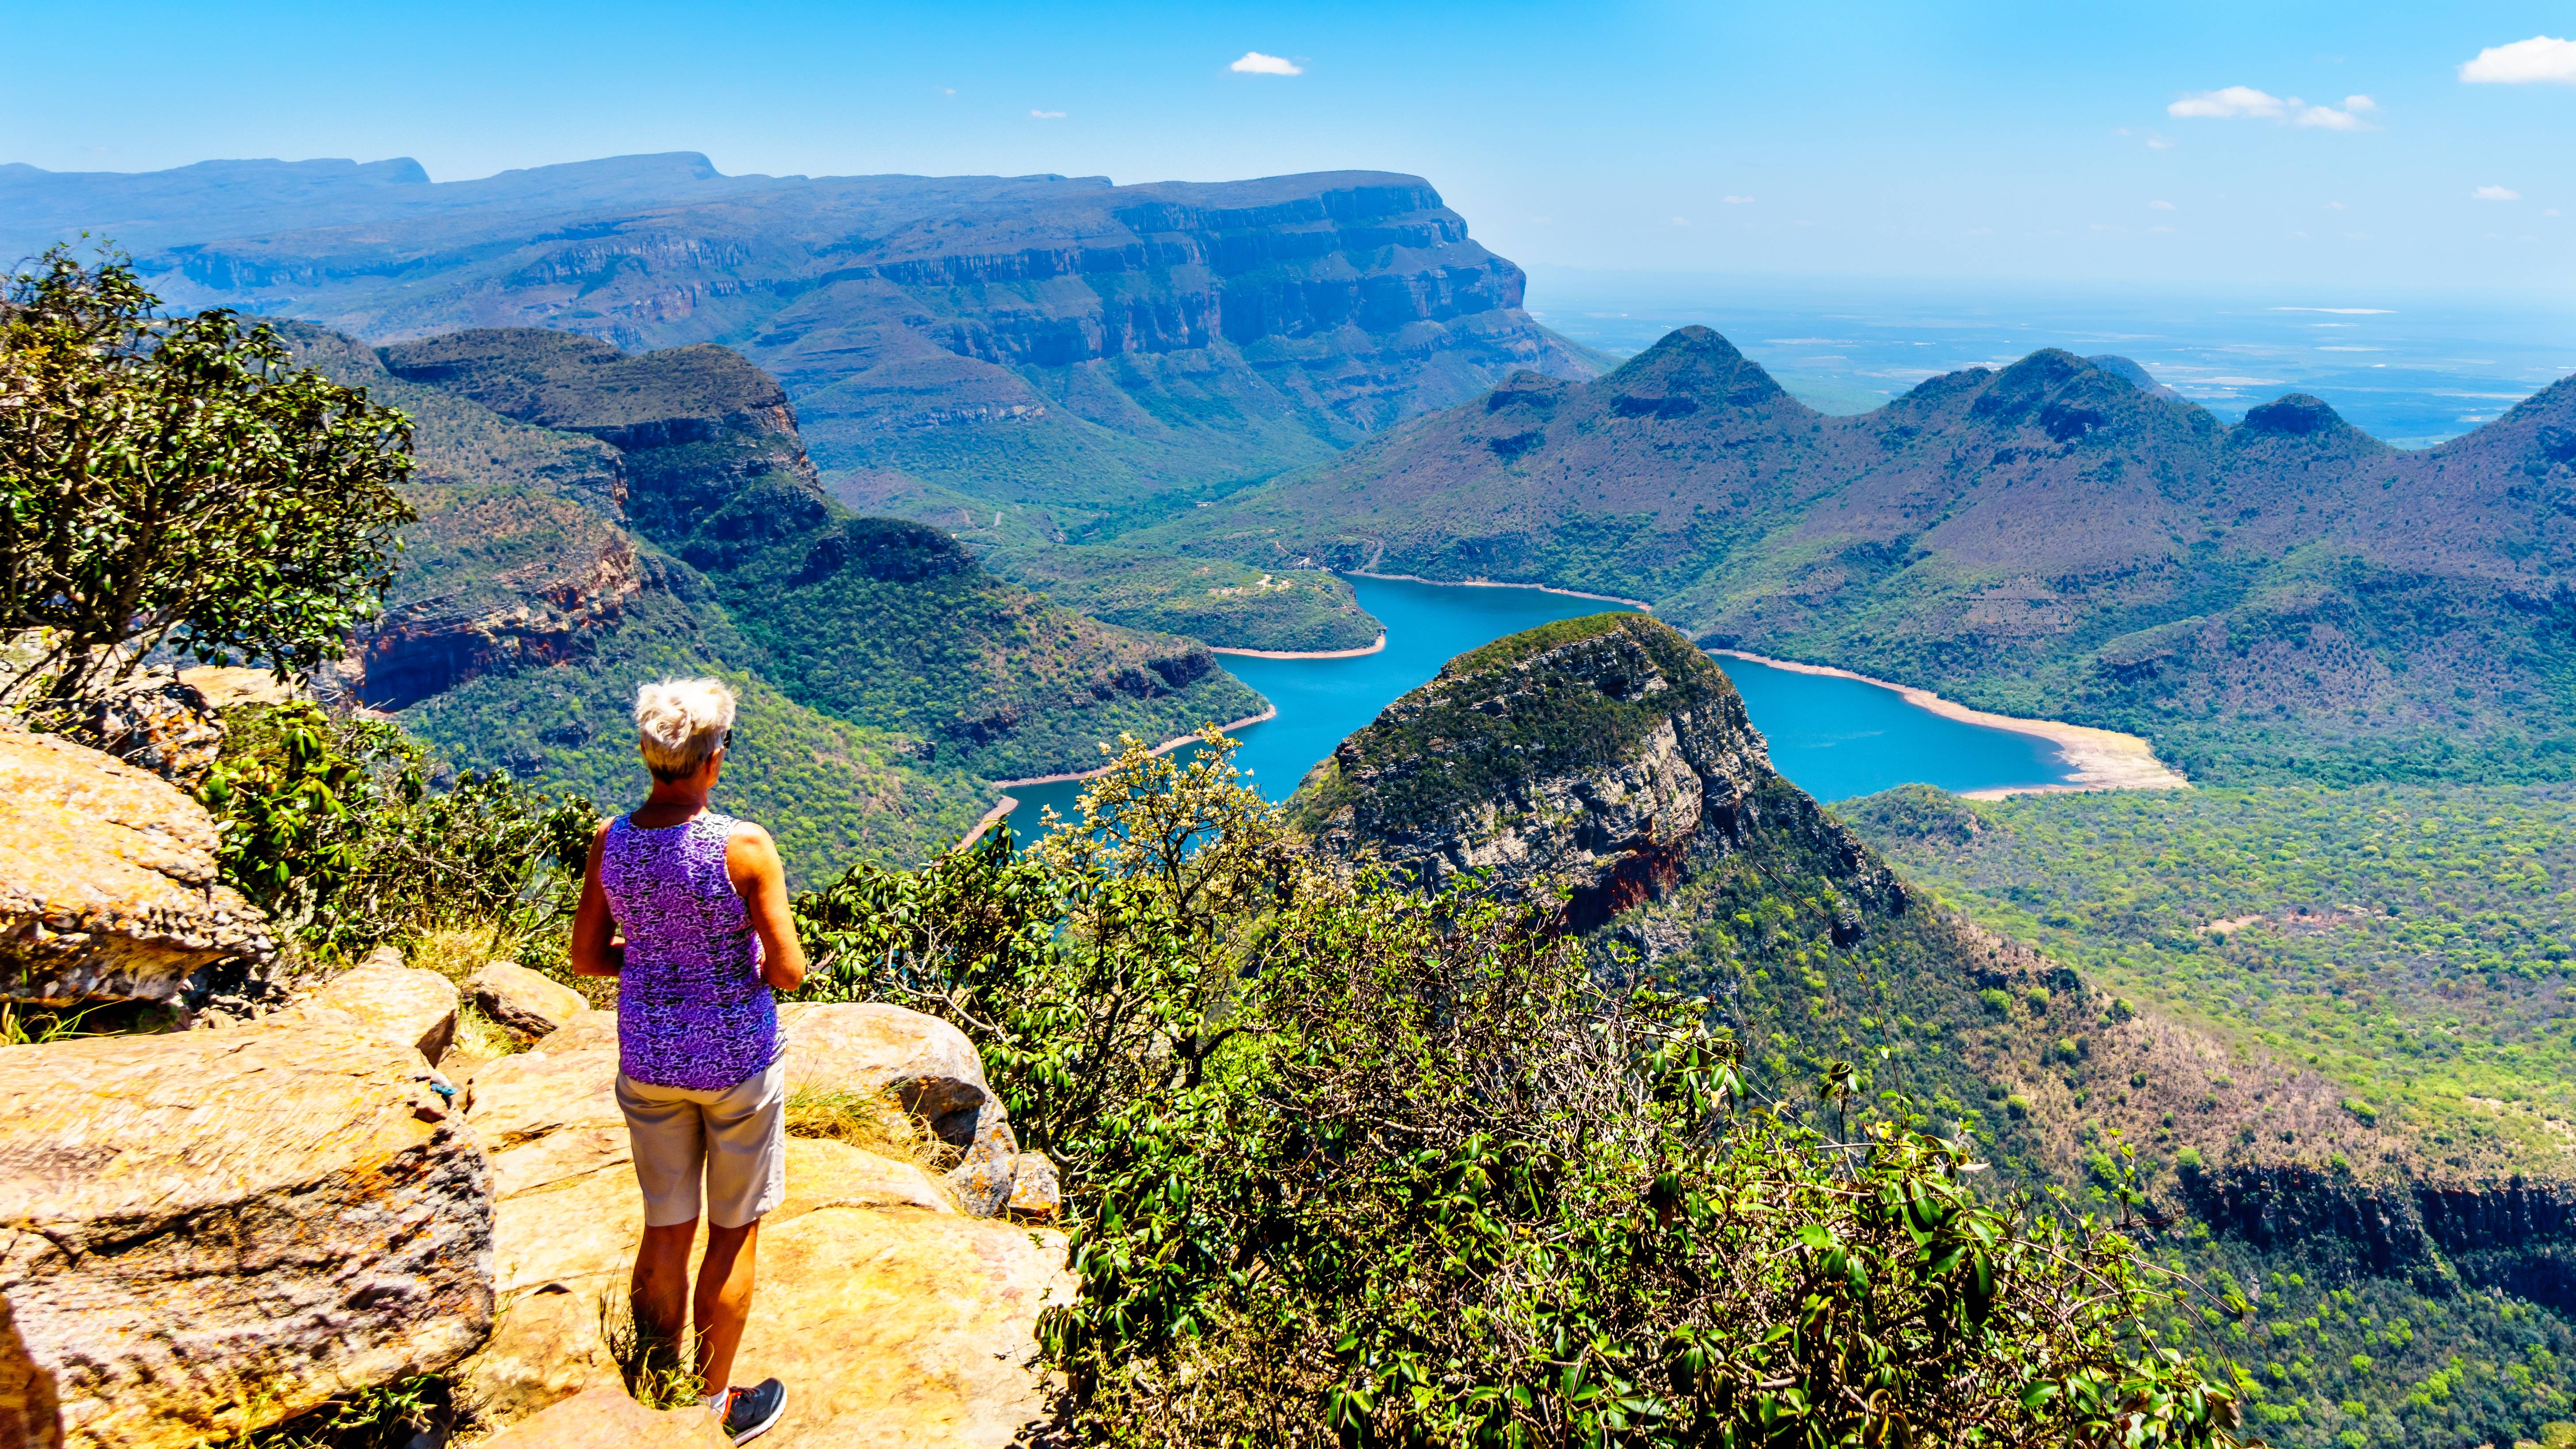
[693,1218,761,1391]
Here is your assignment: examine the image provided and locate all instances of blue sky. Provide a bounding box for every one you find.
[5,0,2572,290]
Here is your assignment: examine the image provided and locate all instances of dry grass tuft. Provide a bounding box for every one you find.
[784,1085,950,1174]
[407,922,520,985]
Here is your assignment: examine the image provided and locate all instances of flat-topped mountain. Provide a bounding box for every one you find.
[1163,326,2576,784]
[10,154,1603,505]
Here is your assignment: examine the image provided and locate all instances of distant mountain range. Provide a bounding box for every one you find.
[1148,326,2576,784]
[3,153,1605,514]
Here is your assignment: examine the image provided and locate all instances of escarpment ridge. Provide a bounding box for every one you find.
[5,155,1605,504]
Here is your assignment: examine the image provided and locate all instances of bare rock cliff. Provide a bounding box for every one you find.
[1293,613,1901,933]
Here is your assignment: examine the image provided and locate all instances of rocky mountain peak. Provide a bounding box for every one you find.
[1293,613,1901,933]
[1602,325,1795,413]
[2237,392,2350,438]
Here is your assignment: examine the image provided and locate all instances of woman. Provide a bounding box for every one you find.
[569,676,806,1445]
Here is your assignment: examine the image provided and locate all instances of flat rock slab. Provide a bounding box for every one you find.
[477,1384,727,1449]
[302,949,458,1063]
[459,1005,1066,1446]
[0,1020,492,1449]
[0,730,275,1004]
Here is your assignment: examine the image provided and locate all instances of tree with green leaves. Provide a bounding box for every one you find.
[0,243,415,700]
[791,733,2248,1447]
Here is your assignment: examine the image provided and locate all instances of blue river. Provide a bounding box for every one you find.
[995,574,2072,843]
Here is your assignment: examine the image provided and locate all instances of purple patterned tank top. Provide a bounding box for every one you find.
[599,811,780,1090]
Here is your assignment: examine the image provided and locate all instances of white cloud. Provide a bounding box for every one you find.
[941,87,956,96]
[1230,51,1302,75]
[2473,184,2522,201]
[2326,201,2345,209]
[2551,208,2565,217]
[2269,306,2394,314]
[2145,135,2175,150]
[2149,199,2176,210]
[2171,85,2285,118]
[1722,195,1754,204]
[1670,216,1690,227]
[2460,35,2576,84]
[1030,109,1066,119]
[2170,86,2372,130]
[2293,100,2370,130]
[2150,225,2176,234]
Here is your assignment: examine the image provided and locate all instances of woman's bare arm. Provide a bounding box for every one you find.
[566,822,626,977]
[728,823,808,993]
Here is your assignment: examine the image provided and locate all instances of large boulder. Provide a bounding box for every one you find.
[0,1021,493,1449]
[469,961,590,1041]
[301,946,459,1064]
[0,730,277,1006]
[776,1003,1018,1217]
[456,1004,1071,1445]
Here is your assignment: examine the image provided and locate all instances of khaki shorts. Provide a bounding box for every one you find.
[616,1059,788,1229]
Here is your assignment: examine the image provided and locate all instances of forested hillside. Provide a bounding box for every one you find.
[286,325,1264,877]
[1152,327,2576,784]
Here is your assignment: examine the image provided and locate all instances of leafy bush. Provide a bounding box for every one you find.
[0,246,413,701]
[200,701,593,959]
[793,733,2245,1445]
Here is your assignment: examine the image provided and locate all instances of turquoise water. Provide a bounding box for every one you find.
[1709,655,2067,802]
[992,575,2075,845]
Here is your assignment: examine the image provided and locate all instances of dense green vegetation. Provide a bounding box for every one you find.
[1,250,413,701]
[1843,782,2576,1170]
[983,544,1383,653]
[347,326,1269,796]
[1840,780,2576,1448]
[395,587,991,884]
[200,700,592,961]
[786,735,2244,1447]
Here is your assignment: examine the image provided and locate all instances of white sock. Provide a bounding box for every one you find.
[702,1391,725,1415]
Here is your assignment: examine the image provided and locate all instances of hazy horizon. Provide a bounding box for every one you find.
[8,0,2574,292]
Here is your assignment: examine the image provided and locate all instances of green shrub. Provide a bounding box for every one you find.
[199,701,593,959]
[795,734,2244,1446]
[1980,987,2014,1015]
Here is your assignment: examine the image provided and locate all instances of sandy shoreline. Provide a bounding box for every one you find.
[1707,649,2190,798]
[964,706,1282,844]
[1209,633,1387,660]
[1346,570,1654,611]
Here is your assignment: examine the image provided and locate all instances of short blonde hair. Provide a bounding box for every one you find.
[635,677,738,782]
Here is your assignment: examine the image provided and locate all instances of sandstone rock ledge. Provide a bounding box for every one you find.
[460,1006,1074,1447]
[0,730,276,1006]
[0,1021,492,1449]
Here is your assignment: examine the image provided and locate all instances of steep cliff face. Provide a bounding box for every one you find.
[10,155,1603,503]
[369,327,1262,780]
[1296,613,1899,934]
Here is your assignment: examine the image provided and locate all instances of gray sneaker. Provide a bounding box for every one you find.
[718,1379,786,1444]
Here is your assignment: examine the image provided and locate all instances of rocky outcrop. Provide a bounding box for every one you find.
[0,1020,492,1448]
[0,730,276,1006]
[455,1003,1069,1444]
[303,946,460,1064]
[776,1003,1020,1217]
[1295,613,1903,933]
[469,961,591,1042]
[55,674,226,790]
